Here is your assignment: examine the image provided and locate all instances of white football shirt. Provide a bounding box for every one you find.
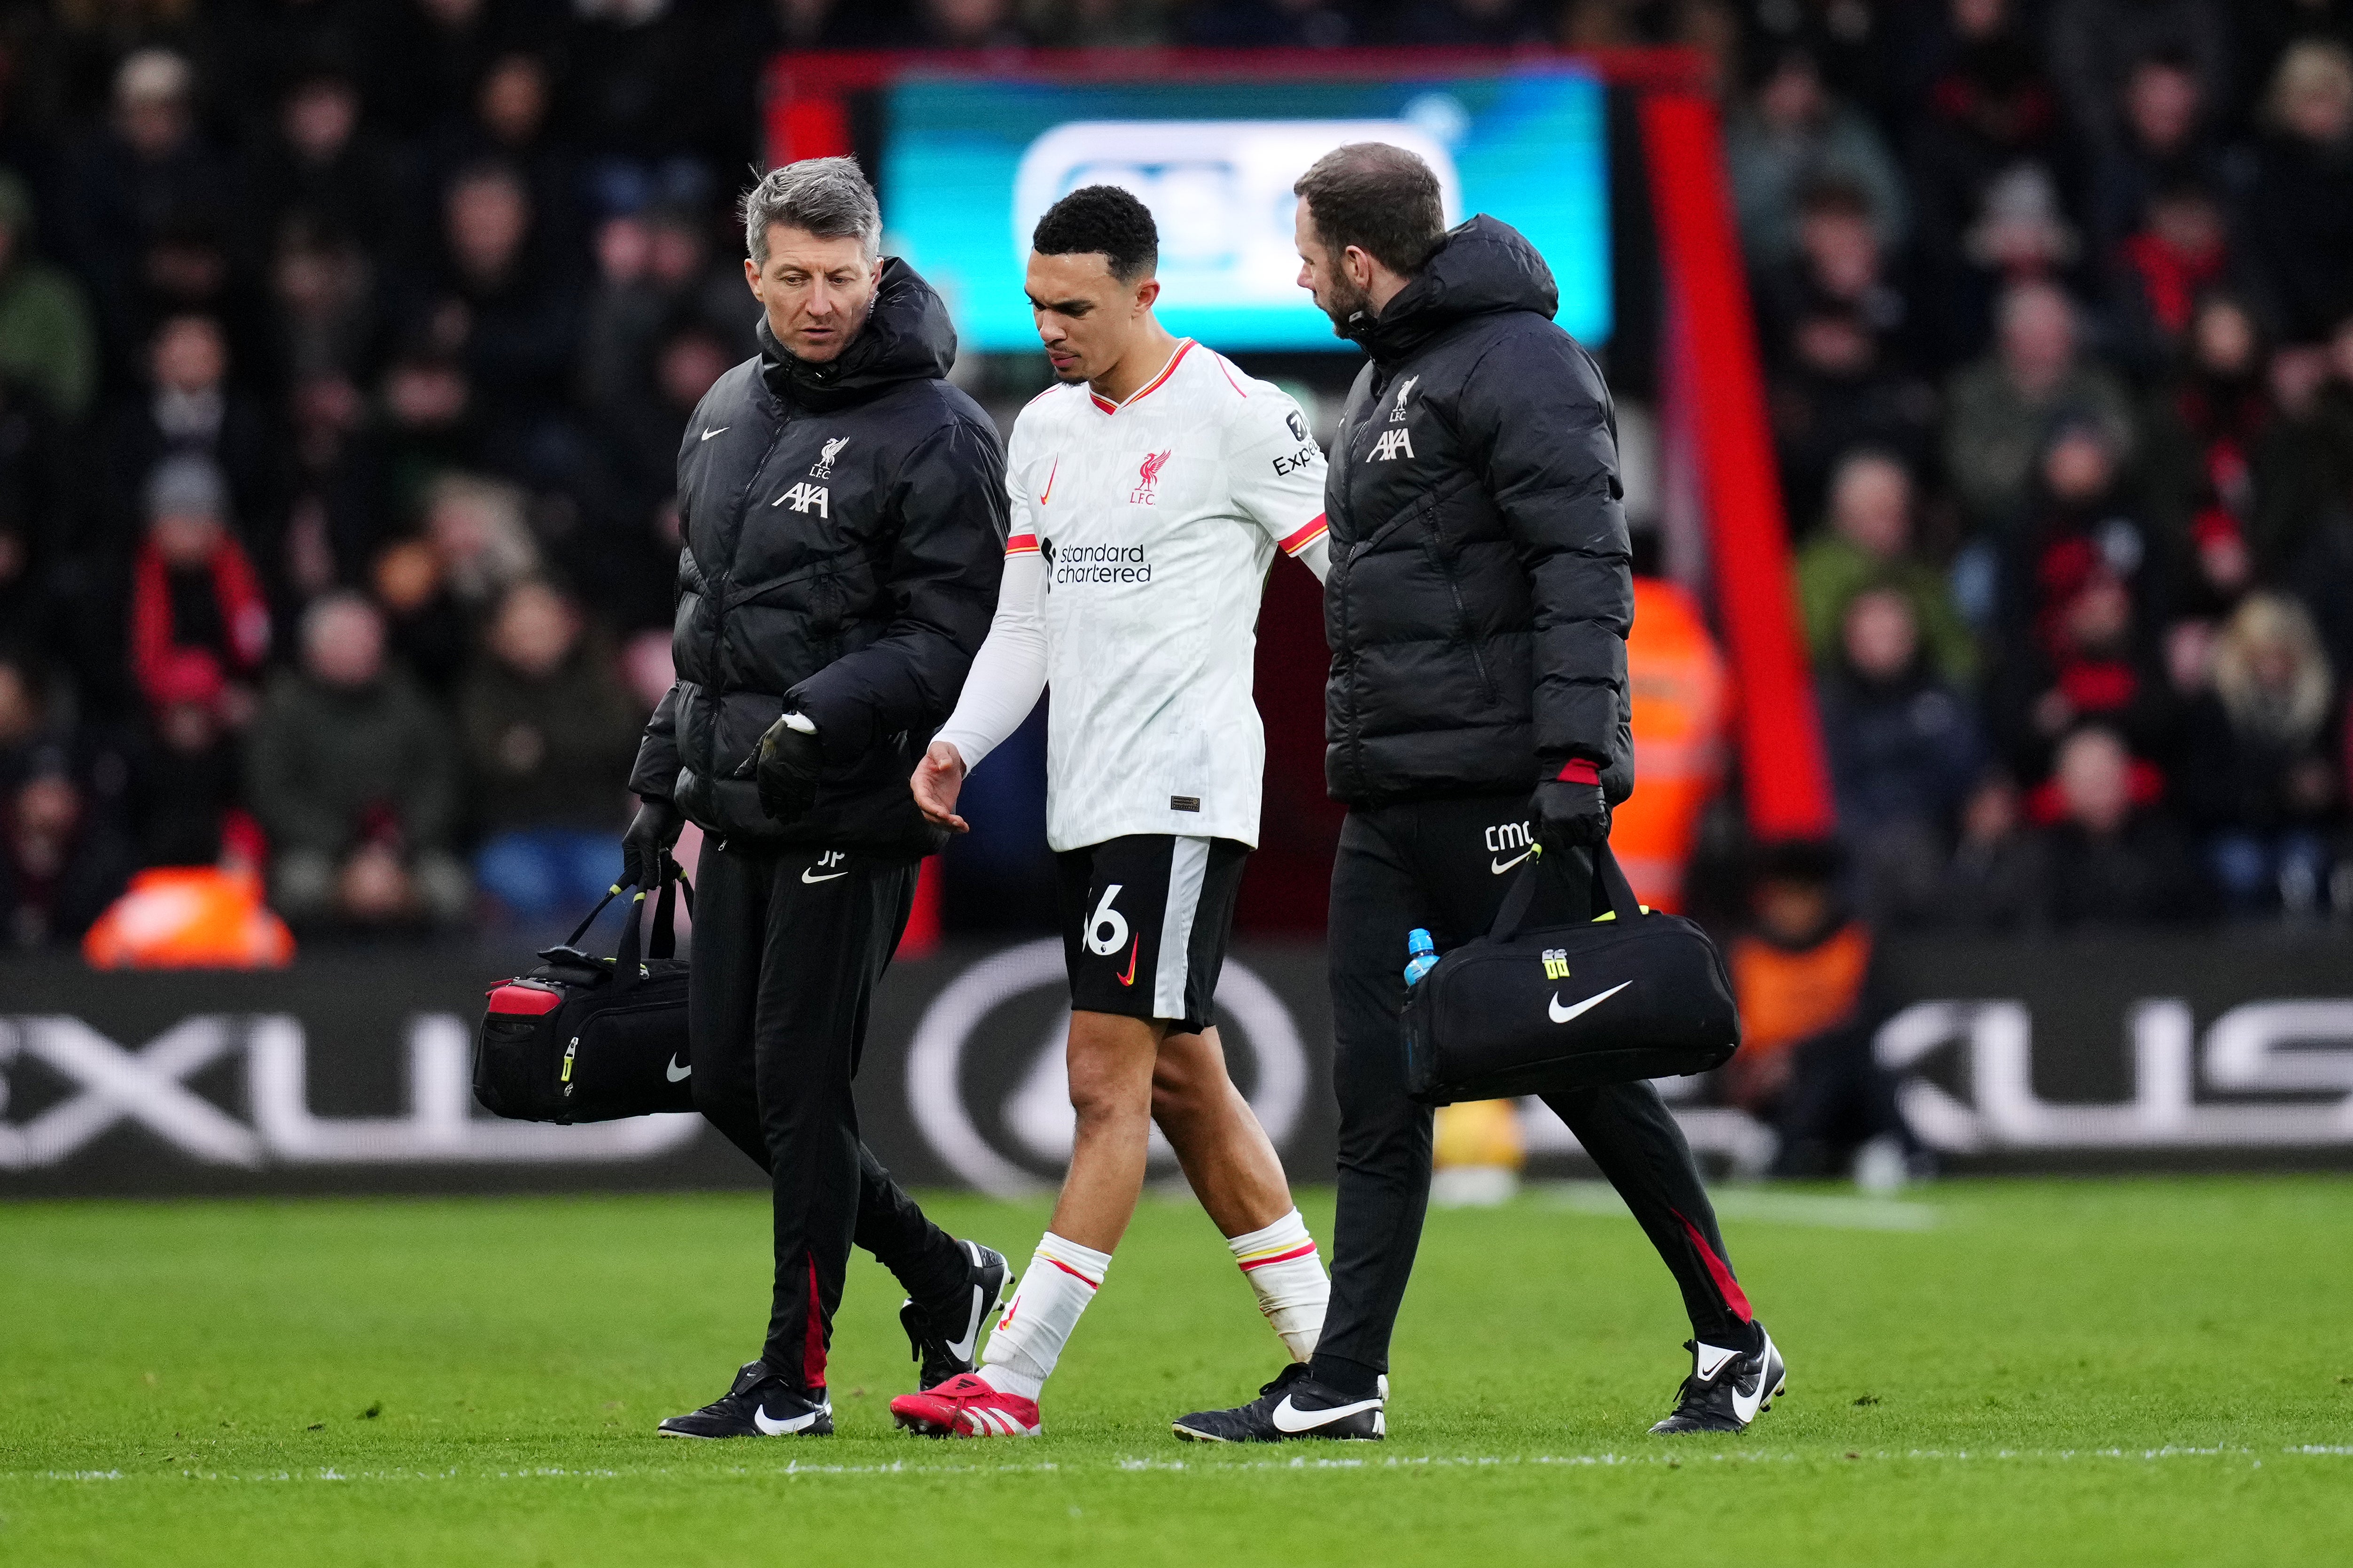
[936,338,1329,851]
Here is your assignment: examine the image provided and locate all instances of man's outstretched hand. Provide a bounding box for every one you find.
[911,740,971,833]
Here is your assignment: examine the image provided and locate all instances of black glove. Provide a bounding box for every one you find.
[753,713,825,824]
[1531,778,1611,854]
[620,798,684,888]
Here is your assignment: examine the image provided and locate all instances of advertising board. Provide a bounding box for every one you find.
[4,934,2349,1197]
[880,68,1611,352]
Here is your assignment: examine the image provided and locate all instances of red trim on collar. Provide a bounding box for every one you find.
[1090,339,1197,413]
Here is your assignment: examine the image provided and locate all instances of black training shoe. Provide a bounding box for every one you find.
[900,1240,1014,1391]
[1171,1363,1387,1443]
[656,1361,834,1439]
[1649,1324,1786,1434]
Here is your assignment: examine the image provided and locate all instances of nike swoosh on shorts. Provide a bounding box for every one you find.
[801,868,847,884]
[665,1056,691,1083]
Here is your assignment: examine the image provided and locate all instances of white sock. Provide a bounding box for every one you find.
[977,1232,1110,1402]
[1229,1209,1329,1363]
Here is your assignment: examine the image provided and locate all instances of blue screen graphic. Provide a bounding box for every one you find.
[880,70,1611,354]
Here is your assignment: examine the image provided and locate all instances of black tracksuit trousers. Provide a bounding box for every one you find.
[1309,794,1755,1394]
[690,836,968,1393]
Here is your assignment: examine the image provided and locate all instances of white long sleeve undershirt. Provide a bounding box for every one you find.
[935,536,1329,774]
[935,550,1048,773]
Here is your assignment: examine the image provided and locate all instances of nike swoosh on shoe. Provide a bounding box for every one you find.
[1730,1334,1777,1425]
[945,1281,984,1364]
[752,1402,825,1435]
[1270,1394,1381,1434]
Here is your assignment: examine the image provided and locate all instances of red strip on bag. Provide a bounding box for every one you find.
[486,983,563,1016]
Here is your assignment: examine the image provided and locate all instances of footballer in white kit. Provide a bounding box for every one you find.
[890,186,1334,1440]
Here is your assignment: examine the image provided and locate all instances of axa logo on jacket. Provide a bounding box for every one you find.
[773,481,830,516]
[1371,427,1414,462]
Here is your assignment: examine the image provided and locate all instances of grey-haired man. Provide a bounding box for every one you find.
[622,158,1014,1439]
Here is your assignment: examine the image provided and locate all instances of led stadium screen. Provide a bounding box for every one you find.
[879,68,1612,353]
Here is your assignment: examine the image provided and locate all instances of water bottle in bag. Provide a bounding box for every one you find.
[1403,928,1439,988]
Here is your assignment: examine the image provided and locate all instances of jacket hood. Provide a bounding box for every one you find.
[759,256,959,410]
[1353,215,1560,364]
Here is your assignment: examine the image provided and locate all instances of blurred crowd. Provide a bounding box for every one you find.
[1,0,2350,953]
[1734,0,2353,929]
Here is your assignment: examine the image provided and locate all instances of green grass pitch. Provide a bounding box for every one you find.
[3,1176,2349,1565]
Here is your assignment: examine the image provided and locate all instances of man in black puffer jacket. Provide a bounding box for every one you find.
[623,160,1014,1441]
[1177,146,1781,1445]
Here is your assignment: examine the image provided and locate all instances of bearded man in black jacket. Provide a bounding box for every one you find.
[622,159,1014,1439]
[1176,145,1785,1444]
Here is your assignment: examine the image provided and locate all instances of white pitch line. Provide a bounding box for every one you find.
[20,1446,2345,1485]
[1538,1180,1941,1232]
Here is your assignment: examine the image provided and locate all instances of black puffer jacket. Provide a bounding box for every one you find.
[629,260,1008,855]
[1323,216,1634,807]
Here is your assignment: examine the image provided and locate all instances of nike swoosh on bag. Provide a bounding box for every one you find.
[700,426,728,441]
[665,1056,691,1083]
[752,1404,822,1435]
[1547,980,1632,1025]
[1271,1394,1382,1434]
[801,868,848,884]
[1491,849,1533,875]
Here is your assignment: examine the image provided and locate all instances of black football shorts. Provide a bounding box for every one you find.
[1054,834,1250,1032]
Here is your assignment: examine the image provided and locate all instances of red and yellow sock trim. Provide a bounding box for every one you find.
[1235,1240,1317,1273]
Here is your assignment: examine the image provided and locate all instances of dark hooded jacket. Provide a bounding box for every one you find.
[1322,216,1635,807]
[628,259,1008,854]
